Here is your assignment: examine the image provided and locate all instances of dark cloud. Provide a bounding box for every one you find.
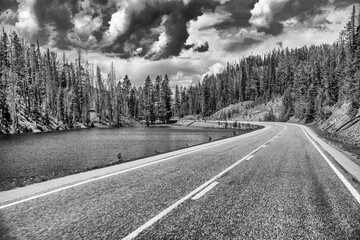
[8,0,358,59]
[249,0,359,36]
[157,0,218,58]
[224,38,262,52]
[212,0,257,30]
[333,0,360,8]
[184,43,195,50]
[102,3,168,58]
[278,0,329,23]
[194,42,209,52]
[93,0,109,6]
[184,41,209,53]
[102,0,219,60]
[258,22,283,36]
[31,0,79,49]
[0,0,17,13]
[33,0,77,30]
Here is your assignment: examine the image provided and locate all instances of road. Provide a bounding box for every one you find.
[0,123,360,239]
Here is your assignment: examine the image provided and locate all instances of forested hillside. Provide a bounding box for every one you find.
[175,6,360,125]
[1,6,360,135]
[0,32,173,133]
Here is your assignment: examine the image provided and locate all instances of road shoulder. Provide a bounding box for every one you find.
[302,125,360,184]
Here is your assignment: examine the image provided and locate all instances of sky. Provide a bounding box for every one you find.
[0,0,359,88]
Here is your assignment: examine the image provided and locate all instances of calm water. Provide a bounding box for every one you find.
[0,125,242,190]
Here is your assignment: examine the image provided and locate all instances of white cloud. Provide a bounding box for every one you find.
[173,71,184,81]
[15,0,39,39]
[73,13,102,39]
[249,0,289,29]
[185,11,230,56]
[103,8,128,43]
[147,32,169,60]
[202,63,225,80]
[103,0,149,44]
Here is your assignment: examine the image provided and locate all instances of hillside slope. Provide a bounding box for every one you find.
[320,102,360,147]
[207,99,360,148]
[209,98,284,122]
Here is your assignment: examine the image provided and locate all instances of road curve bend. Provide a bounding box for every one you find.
[0,122,359,239]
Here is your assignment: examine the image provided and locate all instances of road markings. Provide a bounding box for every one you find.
[191,182,219,200]
[263,145,268,148]
[123,126,286,240]
[0,125,271,210]
[246,155,254,161]
[300,126,360,204]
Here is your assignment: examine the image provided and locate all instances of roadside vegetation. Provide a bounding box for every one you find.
[175,6,360,149]
[0,34,173,133]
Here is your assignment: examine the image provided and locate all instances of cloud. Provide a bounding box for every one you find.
[146,32,169,60]
[212,0,257,31]
[97,0,221,60]
[249,0,289,29]
[0,0,18,13]
[173,71,185,82]
[103,6,130,43]
[224,38,263,52]
[247,0,359,35]
[1,0,359,91]
[0,9,17,25]
[194,42,209,52]
[15,0,39,39]
[202,63,225,80]
[184,41,210,52]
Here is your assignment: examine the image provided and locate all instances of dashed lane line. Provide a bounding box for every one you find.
[246,155,254,161]
[123,125,287,240]
[191,182,219,200]
[0,125,271,210]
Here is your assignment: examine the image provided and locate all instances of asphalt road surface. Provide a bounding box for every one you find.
[1,123,360,239]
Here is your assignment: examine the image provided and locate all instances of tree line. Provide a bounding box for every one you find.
[0,31,173,133]
[175,6,360,123]
[1,6,359,133]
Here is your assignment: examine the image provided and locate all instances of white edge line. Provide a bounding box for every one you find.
[300,126,360,204]
[123,126,286,240]
[0,125,271,210]
[191,182,219,200]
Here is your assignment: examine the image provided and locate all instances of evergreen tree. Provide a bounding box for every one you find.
[159,74,173,123]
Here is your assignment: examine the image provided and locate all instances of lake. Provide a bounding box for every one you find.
[0,125,246,191]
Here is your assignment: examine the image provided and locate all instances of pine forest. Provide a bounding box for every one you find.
[0,6,360,133]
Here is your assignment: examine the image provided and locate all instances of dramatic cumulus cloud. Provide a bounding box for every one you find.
[248,0,360,35]
[0,0,358,87]
[249,0,289,33]
[3,0,222,60]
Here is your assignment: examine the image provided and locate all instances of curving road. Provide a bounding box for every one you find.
[0,123,360,239]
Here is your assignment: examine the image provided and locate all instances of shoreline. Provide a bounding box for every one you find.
[0,123,261,192]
